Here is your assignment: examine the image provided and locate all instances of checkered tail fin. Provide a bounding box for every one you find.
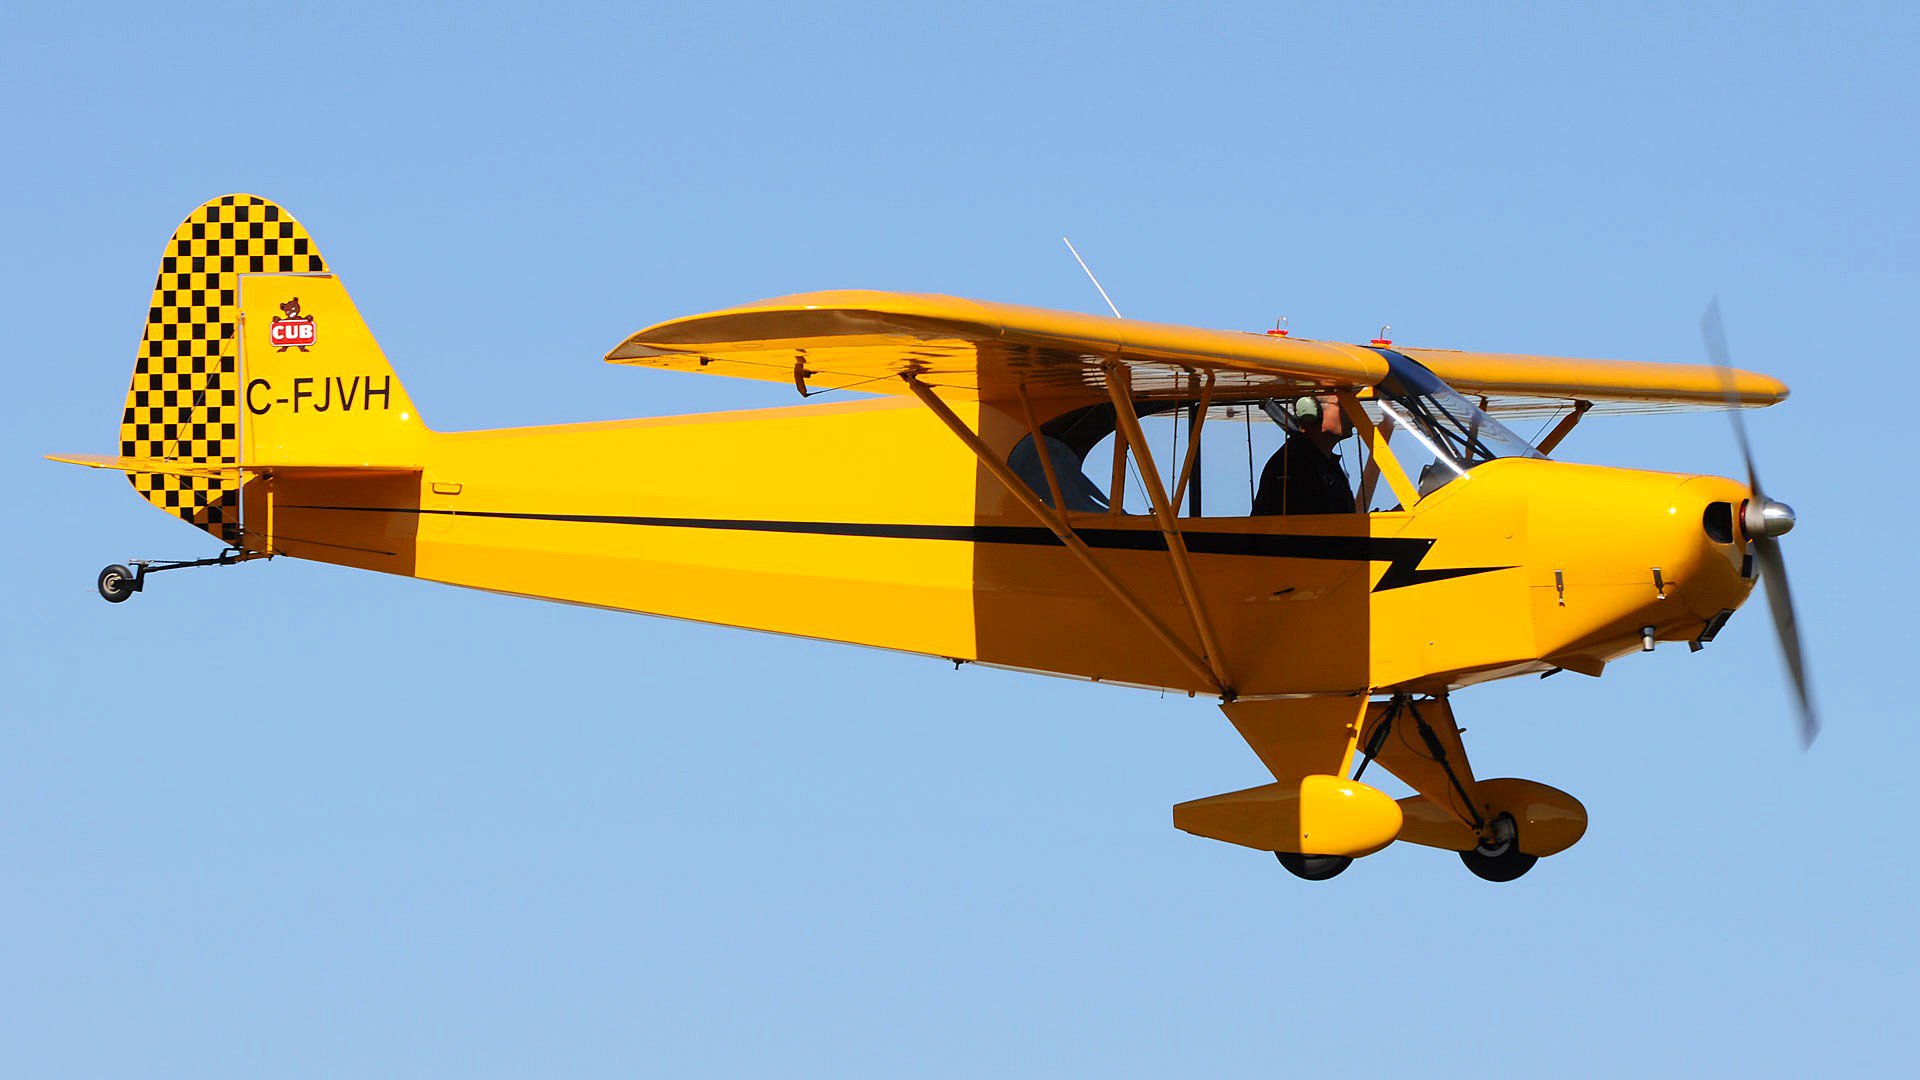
[118,194,428,542]
[120,194,330,543]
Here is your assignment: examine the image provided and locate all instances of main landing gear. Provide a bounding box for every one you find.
[94,548,268,603]
[1456,812,1538,883]
[1268,694,1587,884]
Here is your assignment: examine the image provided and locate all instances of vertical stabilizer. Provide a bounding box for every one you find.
[121,194,328,542]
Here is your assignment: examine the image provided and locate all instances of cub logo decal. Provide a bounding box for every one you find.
[269,297,316,351]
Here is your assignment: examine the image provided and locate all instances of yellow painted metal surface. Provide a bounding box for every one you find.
[54,194,1801,868]
[1387,774,1586,856]
[1473,778,1589,857]
[1173,776,1404,857]
[43,453,418,481]
[80,281,1775,699]
[115,194,330,542]
[76,198,1777,706]
[1180,695,1402,855]
[220,384,1760,701]
[1394,795,1480,851]
[1401,345,1787,410]
[606,289,1389,400]
[606,289,1787,416]
[46,453,238,479]
[1221,697,1367,781]
[239,274,426,467]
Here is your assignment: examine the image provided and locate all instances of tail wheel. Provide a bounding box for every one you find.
[97,564,136,603]
[1459,819,1538,883]
[1276,851,1352,881]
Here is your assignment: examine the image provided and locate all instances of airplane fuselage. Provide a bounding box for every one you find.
[245,394,1757,697]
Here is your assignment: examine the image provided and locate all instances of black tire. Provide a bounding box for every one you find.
[97,564,136,603]
[1276,851,1352,881]
[1459,839,1538,882]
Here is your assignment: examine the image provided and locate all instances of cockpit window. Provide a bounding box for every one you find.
[1009,432,1110,512]
[1374,351,1542,494]
[1009,362,1541,520]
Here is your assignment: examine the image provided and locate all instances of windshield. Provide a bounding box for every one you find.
[1373,350,1542,493]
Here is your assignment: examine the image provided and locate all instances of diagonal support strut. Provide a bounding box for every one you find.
[1103,363,1234,697]
[902,375,1225,696]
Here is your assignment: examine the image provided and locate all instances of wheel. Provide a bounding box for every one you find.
[97,564,136,603]
[1458,835,1538,882]
[1276,851,1352,881]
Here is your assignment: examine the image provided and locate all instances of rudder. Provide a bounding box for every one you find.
[237,266,425,468]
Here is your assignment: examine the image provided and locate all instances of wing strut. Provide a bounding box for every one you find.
[1171,373,1214,512]
[1103,364,1234,697]
[900,375,1226,696]
[1535,400,1592,455]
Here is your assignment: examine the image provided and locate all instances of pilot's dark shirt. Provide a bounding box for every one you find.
[1252,434,1353,516]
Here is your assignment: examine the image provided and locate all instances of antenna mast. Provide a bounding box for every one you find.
[1061,237,1123,319]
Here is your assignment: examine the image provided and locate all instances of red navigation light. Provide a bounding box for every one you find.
[1370,324,1393,346]
[1267,316,1289,337]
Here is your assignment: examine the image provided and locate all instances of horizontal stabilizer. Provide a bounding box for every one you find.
[46,453,420,479]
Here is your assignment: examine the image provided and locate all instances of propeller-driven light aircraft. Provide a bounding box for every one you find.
[52,196,1814,883]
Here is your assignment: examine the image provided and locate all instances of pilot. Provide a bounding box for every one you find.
[1252,393,1355,516]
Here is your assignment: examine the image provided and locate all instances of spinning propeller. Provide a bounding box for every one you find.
[1701,299,1820,748]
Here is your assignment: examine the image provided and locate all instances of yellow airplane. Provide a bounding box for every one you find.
[50,195,1814,883]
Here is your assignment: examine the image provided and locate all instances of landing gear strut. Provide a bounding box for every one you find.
[1353,695,1586,882]
[94,548,267,603]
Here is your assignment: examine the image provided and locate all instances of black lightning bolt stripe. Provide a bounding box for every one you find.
[284,504,1508,592]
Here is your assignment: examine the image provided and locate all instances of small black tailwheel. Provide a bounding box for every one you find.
[1276,851,1352,881]
[97,564,136,604]
[1459,835,1538,883]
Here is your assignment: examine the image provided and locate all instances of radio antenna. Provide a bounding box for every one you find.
[1061,237,1123,319]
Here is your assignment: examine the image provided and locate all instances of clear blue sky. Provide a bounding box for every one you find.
[4,3,1915,1075]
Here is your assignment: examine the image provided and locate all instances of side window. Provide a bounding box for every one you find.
[1012,395,1411,519]
[1008,432,1109,512]
[1083,403,1225,516]
[1082,398,1369,519]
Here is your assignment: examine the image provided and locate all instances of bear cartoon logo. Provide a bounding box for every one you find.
[269,297,316,352]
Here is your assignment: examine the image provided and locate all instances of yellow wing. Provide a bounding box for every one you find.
[1397,346,1788,419]
[605,289,1790,415]
[604,290,1388,401]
